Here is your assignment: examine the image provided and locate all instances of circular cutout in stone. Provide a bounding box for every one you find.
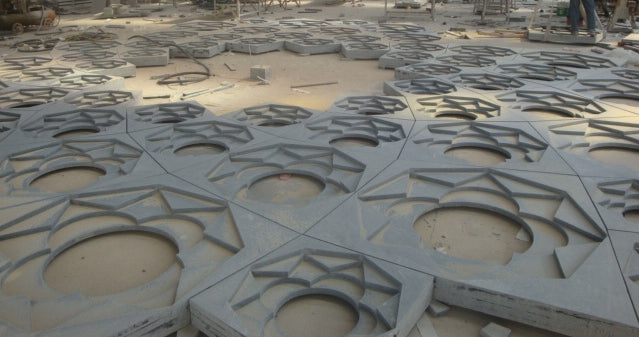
[10,102,44,109]
[623,209,639,223]
[600,97,639,106]
[257,120,293,127]
[435,113,476,120]
[444,146,510,166]
[413,207,531,265]
[276,294,359,337]
[53,128,99,139]
[523,108,572,118]
[29,166,106,192]
[589,147,639,171]
[174,142,226,156]
[44,230,178,296]
[329,137,378,148]
[247,173,325,204]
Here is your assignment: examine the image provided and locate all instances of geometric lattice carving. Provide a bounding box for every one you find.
[231,26,281,34]
[52,74,114,89]
[207,143,365,196]
[279,19,330,28]
[191,247,404,337]
[75,59,129,70]
[0,88,69,108]
[134,102,207,124]
[358,167,606,277]
[175,20,237,30]
[520,51,618,69]
[61,50,118,61]
[65,90,135,108]
[21,108,124,138]
[54,40,122,51]
[436,55,497,68]
[392,41,445,52]
[0,109,20,141]
[569,78,639,100]
[18,67,75,82]
[612,69,639,80]
[144,119,254,154]
[395,63,462,79]
[598,179,639,214]
[335,34,381,43]
[0,56,52,71]
[447,73,525,90]
[448,45,516,57]
[227,104,314,126]
[0,138,143,194]
[330,96,408,115]
[384,78,457,95]
[496,63,577,81]
[0,183,241,332]
[305,115,407,144]
[412,121,548,162]
[496,90,606,118]
[548,119,639,156]
[414,95,501,119]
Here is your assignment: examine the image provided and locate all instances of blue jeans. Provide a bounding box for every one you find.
[569,0,596,31]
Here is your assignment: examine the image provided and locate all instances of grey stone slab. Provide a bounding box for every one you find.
[445,45,518,60]
[328,95,415,120]
[7,105,127,145]
[514,50,625,69]
[341,42,390,60]
[0,132,166,196]
[442,71,527,92]
[173,20,237,31]
[284,38,342,55]
[128,114,275,172]
[404,89,505,121]
[74,59,136,78]
[561,77,639,115]
[379,50,436,70]
[306,161,633,336]
[227,38,284,54]
[222,103,319,137]
[583,177,639,232]
[494,86,636,121]
[492,62,578,85]
[48,74,125,92]
[127,101,212,133]
[434,238,637,337]
[63,89,142,110]
[609,230,639,324]
[119,48,170,67]
[0,85,70,110]
[172,138,389,233]
[530,117,639,178]
[190,235,433,337]
[400,120,575,174]
[170,41,225,59]
[278,19,331,29]
[0,173,297,336]
[394,62,464,80]
[480,322,511,337]
[383,78,457,96]
[0,109,20,144]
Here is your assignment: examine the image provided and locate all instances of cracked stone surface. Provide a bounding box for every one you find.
[0,16,639,337]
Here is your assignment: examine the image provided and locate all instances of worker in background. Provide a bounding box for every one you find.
[569,0,597,36]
